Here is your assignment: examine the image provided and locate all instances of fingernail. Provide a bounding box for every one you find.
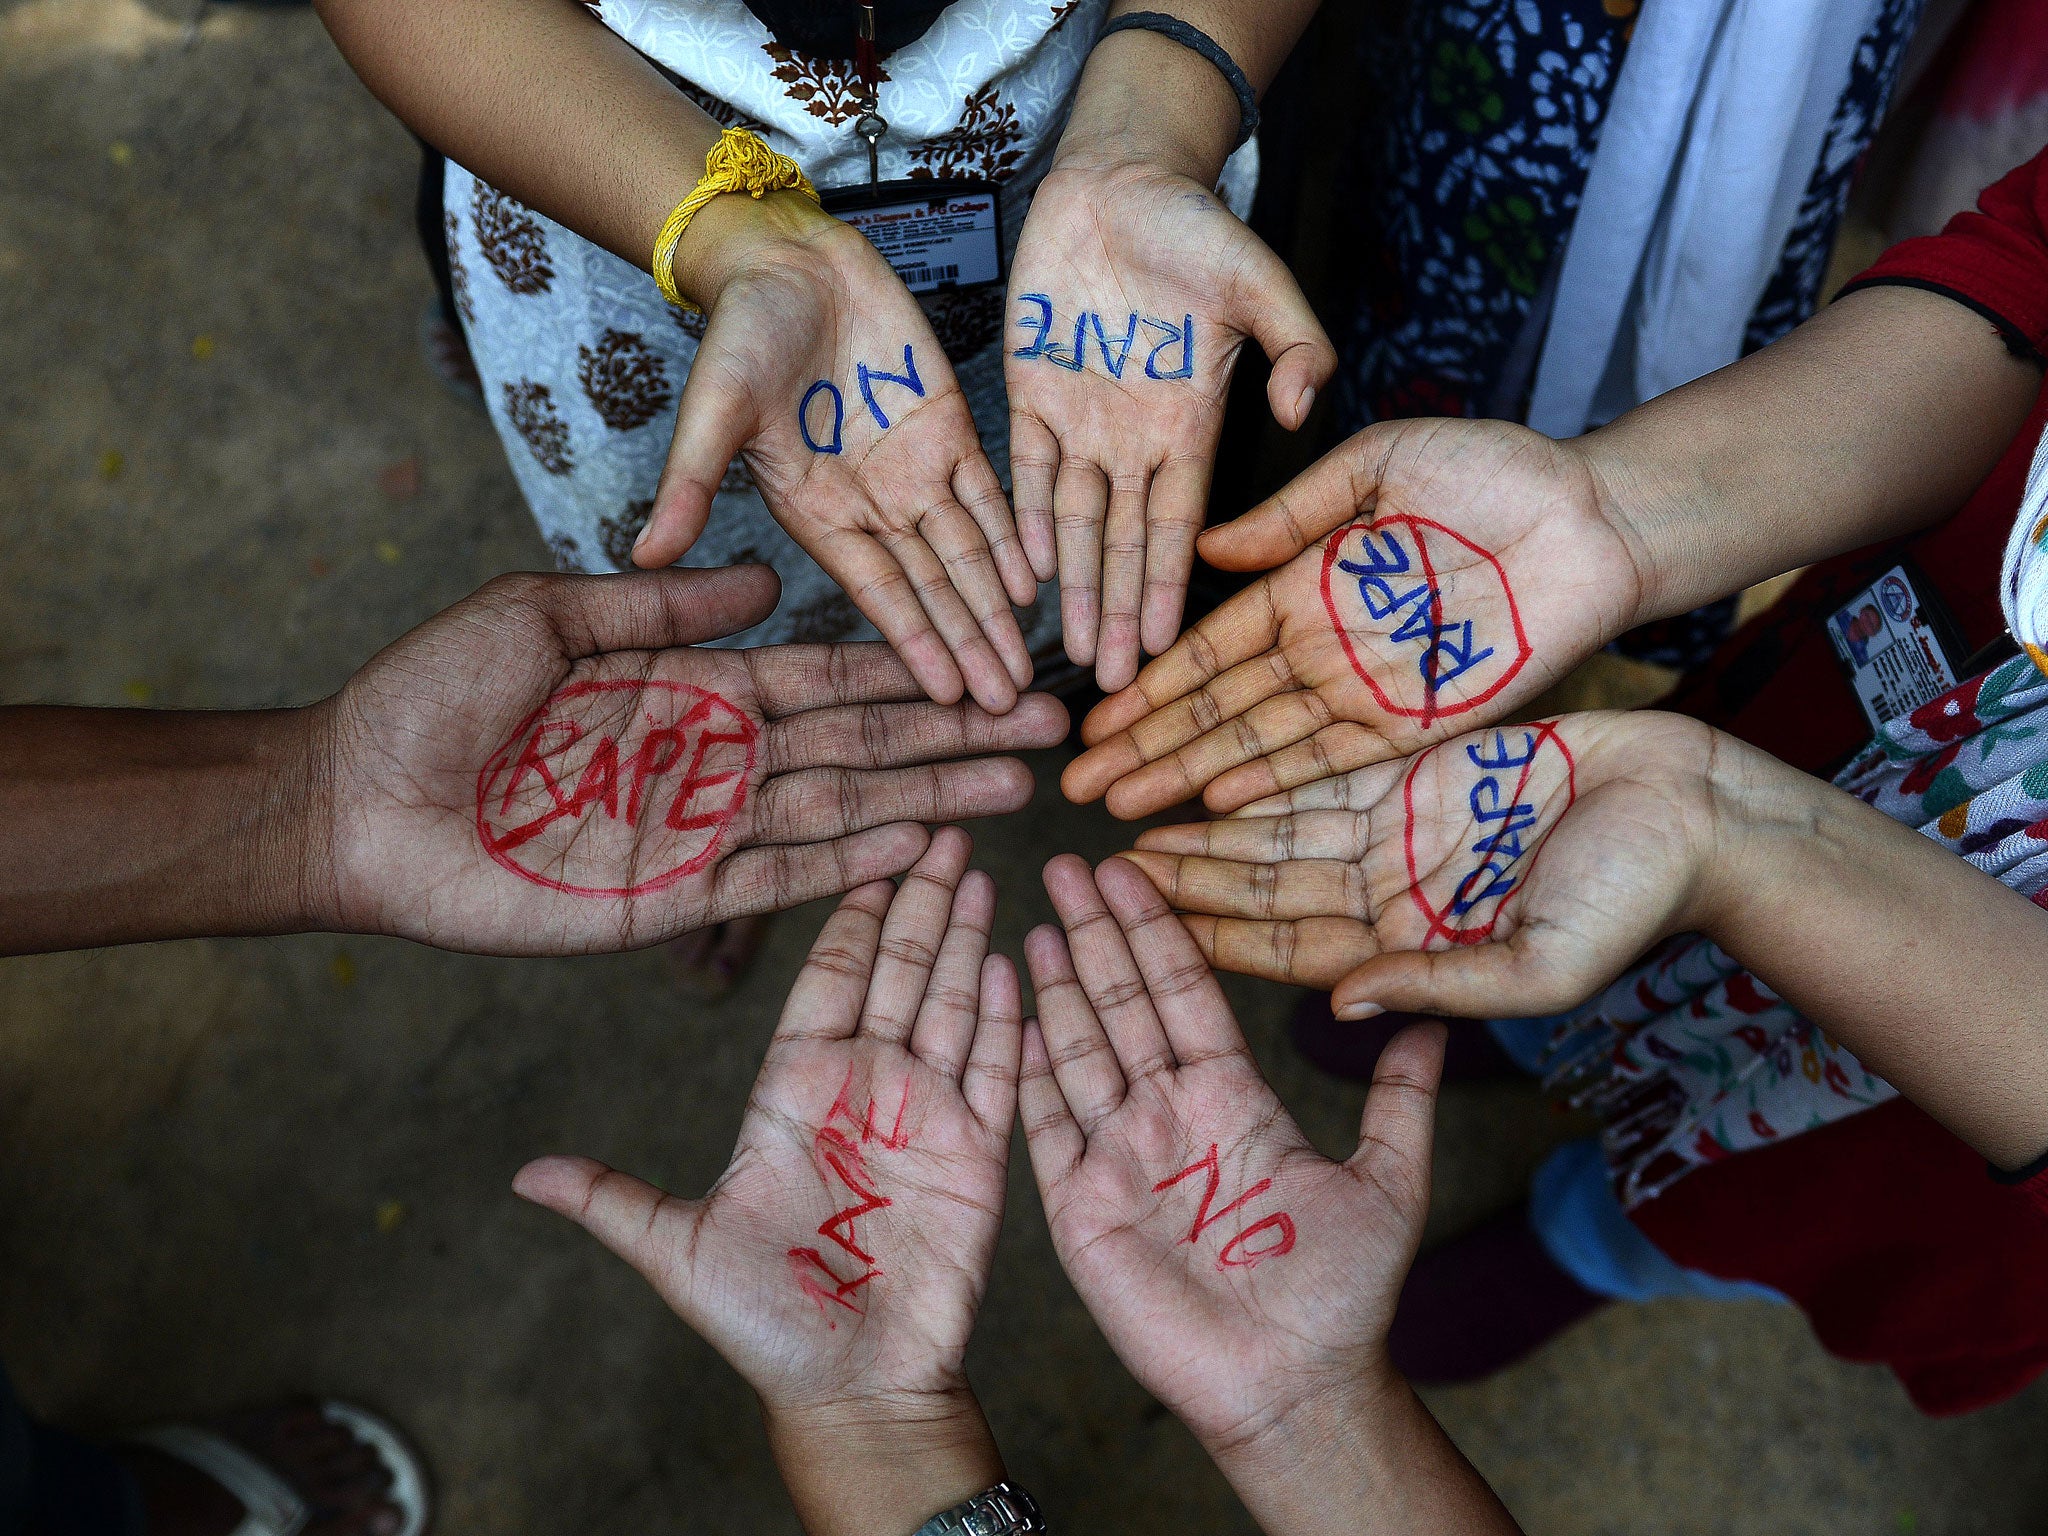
[1296,385,1316,420]
[1333,1000,1383,1021]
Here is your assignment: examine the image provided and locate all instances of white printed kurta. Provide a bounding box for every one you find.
[445,0,1256,651]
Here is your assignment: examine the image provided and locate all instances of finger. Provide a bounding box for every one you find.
[1116,849,1365,921]
[1230,232,1338,432]
[1073,576,1283,750]
[765,694,1070,774]
[641,349,757,567]
[747,643,923,715]
[1344,1021,1446,1228]
[752,759,1035,844]
[512,566,781,656]
[1009,410,1060,583]
[1054,459,1108,669]
[1205,722,1397,814]
[909,868,997,1075]
[860,828,973,1045]
[1042,852,1174,1081]
[1140,457,1211,659]
[512,1155,698,1287]
[1023,922,1126,1132]
[1332,939,1580,1023]
[1018,1017,1086,1186]
[1177,913,1374,989]
[776,881,896,1043]
[962,952,1024,1135]
[1095,668,1327,822]
[1095,855,1245,1065]
[953,451,1041,609]
[1227,756,1409,818]
[884,527,1020,715]
[1095,471,1150,694]
[814,530,966,706]
[1197,424,1396,572]
[707,822,930,922]
[917,502,1034,689]
[1131,809,1367,863]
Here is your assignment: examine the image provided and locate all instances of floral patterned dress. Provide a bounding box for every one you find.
[443,0,1255,652]
[1539,425,2048,1208]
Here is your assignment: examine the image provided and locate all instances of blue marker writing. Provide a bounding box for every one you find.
[856,345,925,430]
[800,379,844,454]
[1142,314,1195,380]
[1013,294,1056,359]
[1088,312,1138,378]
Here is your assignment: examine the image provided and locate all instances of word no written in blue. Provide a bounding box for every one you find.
[801,345,925,455]
[1012,296,1193,380]
[1451,730,1542,918]
[1338,529,1494,696]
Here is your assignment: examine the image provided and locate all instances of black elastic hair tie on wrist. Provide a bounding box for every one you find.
[1097,11,1261,150]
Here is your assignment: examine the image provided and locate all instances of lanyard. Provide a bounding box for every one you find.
[854,4,886,185]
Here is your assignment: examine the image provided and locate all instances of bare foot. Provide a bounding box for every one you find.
[120,1403,404,1536]
[666,912,775,992]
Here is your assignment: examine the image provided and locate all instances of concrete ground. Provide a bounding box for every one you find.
[3,4,2046,1532]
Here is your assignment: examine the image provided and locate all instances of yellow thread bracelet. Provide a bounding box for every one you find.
[653,127,821,312]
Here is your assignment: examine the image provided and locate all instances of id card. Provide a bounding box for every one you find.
[1825,562,1968,730]
[823,180,1002,294]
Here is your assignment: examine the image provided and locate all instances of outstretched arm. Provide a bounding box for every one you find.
[1020,853,1518,1534]
[1125,711,2048,1173]
[1067,282,2041,817]
[1006,1,1336,692]
[517,831,1020,1534]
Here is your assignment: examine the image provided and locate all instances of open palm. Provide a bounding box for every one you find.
[1122,711,1724,1015]
[1019,854,1445,1455]
[640,216,1039,714]
[1006,162,1334,693]
[319,567,1065,955]
[1066,418,1649,818]
[516,830,1021,1411]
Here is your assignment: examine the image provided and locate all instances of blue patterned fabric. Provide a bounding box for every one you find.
[1340,0,1926,669]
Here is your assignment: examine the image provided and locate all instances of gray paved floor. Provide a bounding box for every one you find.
[3,5,2045,1531]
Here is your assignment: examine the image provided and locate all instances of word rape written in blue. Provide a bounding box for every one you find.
[1012,295,1194,380]
[800,344,928,455]
[1451,729,1542,918]
[1337,527,1495,696]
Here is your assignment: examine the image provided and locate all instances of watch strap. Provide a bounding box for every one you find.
[910,1480,1045,1536]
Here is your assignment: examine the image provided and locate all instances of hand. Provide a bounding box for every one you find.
[1005,160,1335,693]
[1064,418,1650,818]
[1018,854,1447,1469]
[515,829,1017,1531]
[315,566,1067,955]
[640,194,1041,715]
[1121,711,1724,1018]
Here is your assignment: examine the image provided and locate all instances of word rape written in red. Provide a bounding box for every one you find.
[475,678,757,898]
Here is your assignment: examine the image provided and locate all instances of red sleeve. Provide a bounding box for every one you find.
[1996,1153,2048,1227]
[1840,146,2048,361]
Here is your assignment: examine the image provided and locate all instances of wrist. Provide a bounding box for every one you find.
[1054,28,1241,184]
[263,700,347,935]
[764,1384,1005,1536]
[666,187,843,310]
[1678,724,1810,939]
[1575,425,1696,633]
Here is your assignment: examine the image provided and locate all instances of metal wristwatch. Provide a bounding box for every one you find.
[909,1481,1045,1536]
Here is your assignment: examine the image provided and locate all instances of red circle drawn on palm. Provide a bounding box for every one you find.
[475,679,758,899]
[1317,514,1532,725]
[1401,721,1575,947]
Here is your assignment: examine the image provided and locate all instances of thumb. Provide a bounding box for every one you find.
[1345,1020,1445,1228]
[1196,421,1394,572]
[637,343,761,569]
[1228,236,1337,433]
[513,1154,700,1294]
[516,565,781,656]
[1331,938,1577,1024]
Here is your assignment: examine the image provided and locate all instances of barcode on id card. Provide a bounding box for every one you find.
[900,262,960,287]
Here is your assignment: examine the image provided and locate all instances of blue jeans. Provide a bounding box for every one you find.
[1488,1017,1786,1305]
